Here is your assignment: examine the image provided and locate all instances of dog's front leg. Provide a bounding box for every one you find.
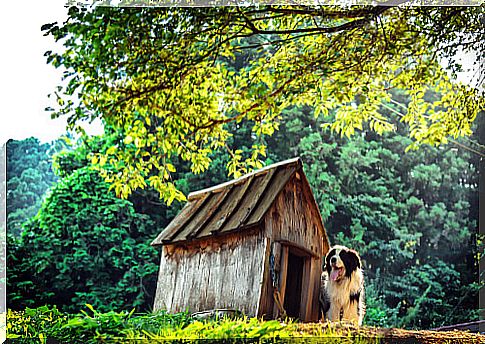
[326,303,341,322]
[341,303,359,324]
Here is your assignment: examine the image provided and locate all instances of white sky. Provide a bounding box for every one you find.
[0,0,102,145]
[0,2,480,145]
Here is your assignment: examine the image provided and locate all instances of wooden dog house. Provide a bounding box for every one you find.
[151,157,330,321]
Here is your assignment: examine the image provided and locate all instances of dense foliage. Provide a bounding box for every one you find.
[43,5,484,200]
[7,306,193,343]
[7,146,160,312]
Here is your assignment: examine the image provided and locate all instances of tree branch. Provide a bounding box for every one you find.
[236,1,410,36]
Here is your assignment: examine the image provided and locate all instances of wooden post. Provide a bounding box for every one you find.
[299,257,312,321]
[273,245,289,318]
[256,237,272,318]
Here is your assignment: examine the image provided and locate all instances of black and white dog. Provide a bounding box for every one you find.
[319,245,365,325]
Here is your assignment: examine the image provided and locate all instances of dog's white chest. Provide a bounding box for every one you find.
[323,269,364,324]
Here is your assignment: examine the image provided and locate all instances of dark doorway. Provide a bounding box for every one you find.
[283,251,304,318]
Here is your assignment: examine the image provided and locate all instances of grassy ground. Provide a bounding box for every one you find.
[6,307,484,344]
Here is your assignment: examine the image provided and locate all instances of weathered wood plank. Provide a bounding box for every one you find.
[187,253,203,312]
[177,187,233,241]
[255,237,271,318]
[171,193,220,242]
[157,232,265,316]
[246,166,296,226]
[175,254,187,312]
[273,242,282,272]
[231,168,276,228]
[153,247,178,311]
[310,257,322,321]
[211,175,255,234]
[194,183,253,238]
[219,174,271,233]
[299,257,312,321]
[187,157,300,200]
[230,235,261,315]
[277,246,289,318]
[188,186,233,240]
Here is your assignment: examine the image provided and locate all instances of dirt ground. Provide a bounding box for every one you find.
[296,322,485,344]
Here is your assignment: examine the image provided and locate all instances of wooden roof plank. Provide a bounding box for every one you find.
[187,157,301,201]
[172,191,227,242]
[151,193,210,245]
[245,165,297,226]
[186,186,233,240]
[153,158,303,245]
[218,168,277,234]
[198,175,255,237]
[237,168,277,226]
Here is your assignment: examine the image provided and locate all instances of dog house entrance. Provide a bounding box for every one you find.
[283,251,304,318]
[274,243,312,320]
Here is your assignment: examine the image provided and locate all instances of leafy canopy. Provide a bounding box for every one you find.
[43,4,484,201]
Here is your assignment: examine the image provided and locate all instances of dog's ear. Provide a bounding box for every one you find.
[324,261,332,275]
[348,249,361,268]
[341,249,361,276]
[324,248,335,274]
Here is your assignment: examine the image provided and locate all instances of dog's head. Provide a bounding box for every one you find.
[325,245,361,282]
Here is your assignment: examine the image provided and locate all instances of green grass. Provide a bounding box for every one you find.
[7,306,379,343]
[8,306,484,343]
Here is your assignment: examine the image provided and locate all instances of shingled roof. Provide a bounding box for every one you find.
[151,157,303,245]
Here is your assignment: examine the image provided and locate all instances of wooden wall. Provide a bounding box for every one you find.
[153,229,268,317]
[264,172,328,256]
[259,173,329,321]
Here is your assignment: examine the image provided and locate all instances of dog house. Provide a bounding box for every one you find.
[151,157,330,321]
